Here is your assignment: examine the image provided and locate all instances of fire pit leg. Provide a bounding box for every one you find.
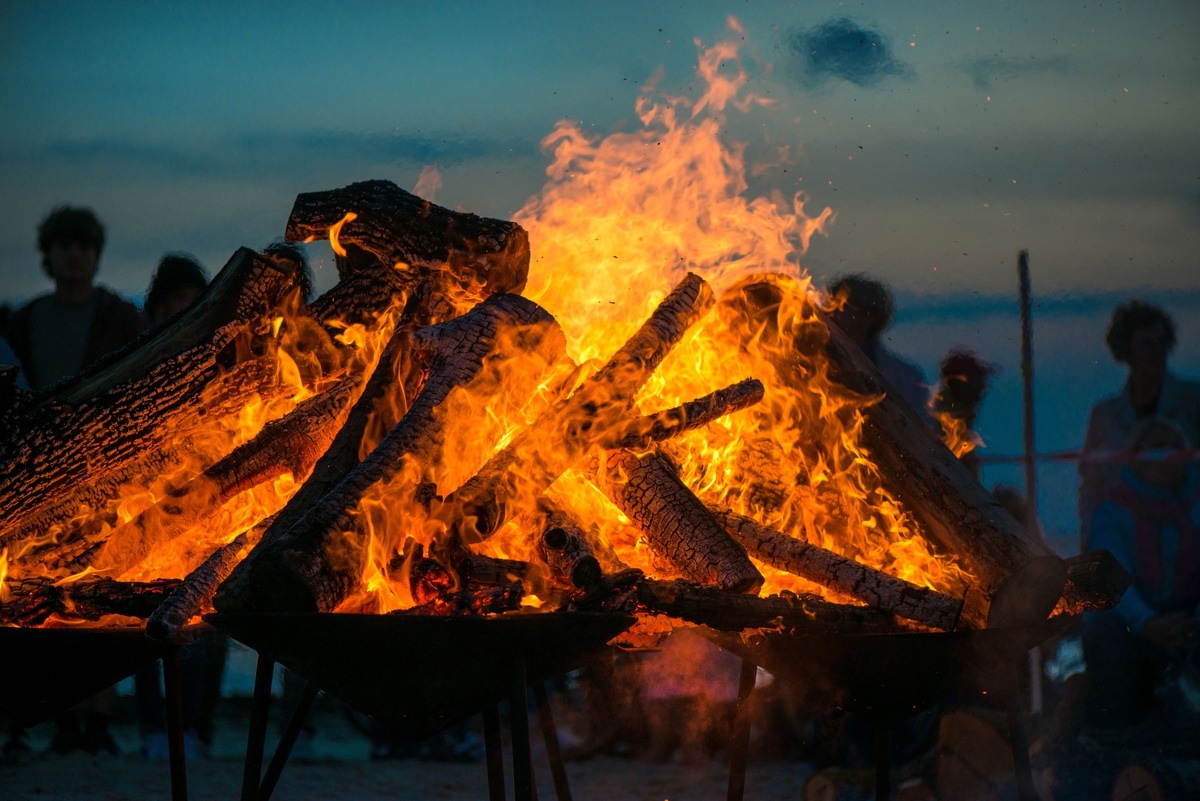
[1006,687,1037,801]
[726,658,758,801]
[258,680,319,801]
[874,723,891,801]
[533,682,572,801]
[509,657,536,801]
[483,703,506,801]
[162,647,189,801]
[241,654,275,801]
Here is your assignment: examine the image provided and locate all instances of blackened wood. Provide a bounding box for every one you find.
[442,272,715,544]
[535,501,603,590]
[631,579,899,633]
[820,309,1065,626]
[599,378,764,450]
[393,582,525,617]
[0,250,303,546]
[593,449,763,593]
[214,327,414,613]
[709,506,963,630]
[288,180,530,324]
[237,294,566,613]
[1055,549,1131,615]
[86,376,363,576]
[145,523,267,642]
[460,554,532,586]
[0,576,181,626]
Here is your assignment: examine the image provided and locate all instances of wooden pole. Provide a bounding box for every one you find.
[1018,249,1045,715]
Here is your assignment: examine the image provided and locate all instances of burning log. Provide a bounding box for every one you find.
[707,506,963,630]
[627,578,900,633]
[0,576,181,627]
[1055,549,1131,615]
[819,312,1066,626]
[592,448,763,593]
[599,378,765,450]
[441,272,715,544]
[534,500,603,591]
[145,524,265,642]
[0,249,305,547]
[717,275,1067,627]
[287,179,530,325]
[394,582,525,617]
[214,327,415,613]
[84,375,364,576]
[225,293,568,613]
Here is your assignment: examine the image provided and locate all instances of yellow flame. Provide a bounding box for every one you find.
[329,211,358,258]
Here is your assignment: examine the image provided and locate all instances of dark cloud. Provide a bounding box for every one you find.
[788,17,907,88]
[962,55,1073,90]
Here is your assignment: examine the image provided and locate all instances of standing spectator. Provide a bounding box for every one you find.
[827,274,933,423]
[4,206,143,755]
[6,206,144,391]
[1078,301,1200,545]
[143,253,208,325]
[1082,417,1200,728]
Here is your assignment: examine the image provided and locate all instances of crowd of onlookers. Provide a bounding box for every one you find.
[1,204,1196,767]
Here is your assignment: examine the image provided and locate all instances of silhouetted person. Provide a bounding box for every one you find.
[1082,417,1200,729]
[828,274,932,423]
[1079,301,1200,545]
[933,348,995,478]
[144,253,208,325]
[6,206,144,391]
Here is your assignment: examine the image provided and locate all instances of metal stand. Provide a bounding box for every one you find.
[726,658,758,801]
[238,654,318,801]
[482,668,579,801]
[162,647,190,801]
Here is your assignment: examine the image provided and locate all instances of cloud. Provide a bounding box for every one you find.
[788,17,908,88]
[961,55,1073,90]
[1,129,536,179]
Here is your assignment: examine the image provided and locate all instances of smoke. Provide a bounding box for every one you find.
[788,17,908,88]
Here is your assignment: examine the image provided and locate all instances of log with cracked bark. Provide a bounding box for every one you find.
[0,576,181,626]
[591,448,763,593]
[708,506,963,630]
[716,275,1066,627]
[0,249,304,547]
[287,179,530,325]
[439,272,715,546]
[83,374,364,577]
[598,378,764,450]
[224,293,568,613]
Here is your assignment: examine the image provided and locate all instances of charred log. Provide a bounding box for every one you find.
[145,522,269,642]
[591,448,763,593]
[230,293,566,613]
[0,577,181,626]
[708,506,963,630]
[599,378,764,450]
[534,500,603,591]
[442,272,715,544]
[0,250,304,546]
[85,376,363,576]
[1055,549,1131,615]
[393,582,525,617]
[626,578,900,633]
[288,180,530,325]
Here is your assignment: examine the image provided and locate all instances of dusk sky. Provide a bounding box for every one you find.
[2,1,1198,547]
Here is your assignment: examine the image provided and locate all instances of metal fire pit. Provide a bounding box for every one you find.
[0,623,201,801]
[209,610,634,740]
[0,624,172,727]
[208,610,635,801]
[707,616,1073,801]
[708,615,1070,723]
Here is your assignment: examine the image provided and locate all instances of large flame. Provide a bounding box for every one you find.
[9,20,971,627]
